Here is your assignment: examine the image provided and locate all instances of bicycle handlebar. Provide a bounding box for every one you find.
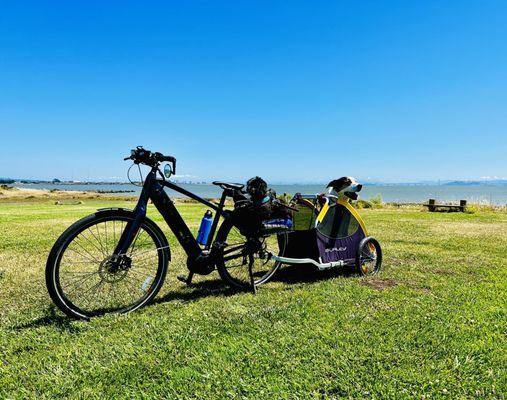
[124,146,177,173]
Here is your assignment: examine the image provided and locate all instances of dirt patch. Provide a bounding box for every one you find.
[360,278,397,291]
[0,187,96,200]
[433,268,453,275]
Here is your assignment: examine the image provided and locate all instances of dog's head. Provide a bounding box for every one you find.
[246,176,268,202]
[326,177,362,200]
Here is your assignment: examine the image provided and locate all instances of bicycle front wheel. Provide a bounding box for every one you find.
[215,219,287,290]
[46,209,170,319]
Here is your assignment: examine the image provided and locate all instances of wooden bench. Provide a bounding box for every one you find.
[423,199,467,212]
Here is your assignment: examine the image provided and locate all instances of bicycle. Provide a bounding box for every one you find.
[46,147,287,319]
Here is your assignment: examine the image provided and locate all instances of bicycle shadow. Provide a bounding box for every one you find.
[10,305,82,333]
[154,266,355,304]
[12,269,355,331]
[153,279,239,304]
[11,280,240,332]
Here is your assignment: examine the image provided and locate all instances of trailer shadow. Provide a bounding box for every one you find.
[271,264,355,284]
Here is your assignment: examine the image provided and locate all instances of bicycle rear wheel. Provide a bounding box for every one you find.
[46,209,170,319]
[215,219,287,290]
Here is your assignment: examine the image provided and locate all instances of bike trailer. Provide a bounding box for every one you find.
[280,193,368,269]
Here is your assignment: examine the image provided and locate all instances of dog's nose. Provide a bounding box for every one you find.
[356,184,363,192]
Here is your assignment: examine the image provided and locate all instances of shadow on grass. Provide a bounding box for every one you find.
[11,281,237,331]
[12,269,356,331]
[11,305,81,333]
[272,264,355,284]
[155,268,356,304]
[153,278,240,305]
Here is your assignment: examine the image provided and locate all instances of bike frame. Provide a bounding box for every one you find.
[113,167,234,274]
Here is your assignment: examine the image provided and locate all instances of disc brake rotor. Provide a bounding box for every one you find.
[98,256,131,283]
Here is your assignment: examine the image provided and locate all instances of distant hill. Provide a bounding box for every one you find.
[443,180,507,186]
[365,180,507,186]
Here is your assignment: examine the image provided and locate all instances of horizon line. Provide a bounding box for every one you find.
[4,177,507,185]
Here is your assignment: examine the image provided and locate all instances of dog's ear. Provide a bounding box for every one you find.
[327,177,352,192]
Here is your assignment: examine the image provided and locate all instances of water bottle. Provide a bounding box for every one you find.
[197,210,213,245]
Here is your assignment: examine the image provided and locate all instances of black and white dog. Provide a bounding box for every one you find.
[326,177,362,200]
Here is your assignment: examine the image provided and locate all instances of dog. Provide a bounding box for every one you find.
[326,177,362,200]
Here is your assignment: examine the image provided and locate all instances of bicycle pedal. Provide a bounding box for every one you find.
[177,273,193,286]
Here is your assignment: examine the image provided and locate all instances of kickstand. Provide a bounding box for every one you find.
[248,255,257,294]
[177,272,194,286]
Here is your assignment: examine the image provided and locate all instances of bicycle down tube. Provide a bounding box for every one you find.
[113,168,230,262]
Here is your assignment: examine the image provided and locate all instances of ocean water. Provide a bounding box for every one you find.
[13,182,507,205]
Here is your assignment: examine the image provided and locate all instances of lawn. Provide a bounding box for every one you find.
[0,199,505,399]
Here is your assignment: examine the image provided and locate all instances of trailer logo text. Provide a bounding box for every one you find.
[325,247,347,253]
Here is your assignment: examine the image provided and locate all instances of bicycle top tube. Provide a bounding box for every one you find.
[157,179,225,214]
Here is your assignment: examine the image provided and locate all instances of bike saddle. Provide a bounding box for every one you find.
[212,181,245,190]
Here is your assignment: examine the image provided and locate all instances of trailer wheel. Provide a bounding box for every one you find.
[355,237,382,276]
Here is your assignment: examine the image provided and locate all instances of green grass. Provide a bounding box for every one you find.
[0,199,505,399]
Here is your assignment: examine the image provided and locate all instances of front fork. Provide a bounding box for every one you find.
[112,171,154,259]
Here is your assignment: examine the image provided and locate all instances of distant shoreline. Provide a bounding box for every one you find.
[2,178,507,187]
[2,182,507,205]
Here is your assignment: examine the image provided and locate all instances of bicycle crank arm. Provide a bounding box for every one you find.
[177,272,194,286]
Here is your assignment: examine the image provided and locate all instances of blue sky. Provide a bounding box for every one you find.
[1,1,506,183]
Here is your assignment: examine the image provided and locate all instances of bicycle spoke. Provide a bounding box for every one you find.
[62,260,98,266]
[65,273,101,297]
[222,244,246,256]
[95,223,107,256]
[75,231,106,259]
[54,216,164,317]
[223,253,246,262]
[129,246,168,258]
[62,274,98,292]
[61,270,98,275]
[80,280,106,310]
[104,220,109,255]
[70,239,102,264]
[86,226,107,258]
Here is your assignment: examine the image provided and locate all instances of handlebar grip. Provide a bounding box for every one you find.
[160,155,176,163]
[158,154,176,174]
[123,149,176,173]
